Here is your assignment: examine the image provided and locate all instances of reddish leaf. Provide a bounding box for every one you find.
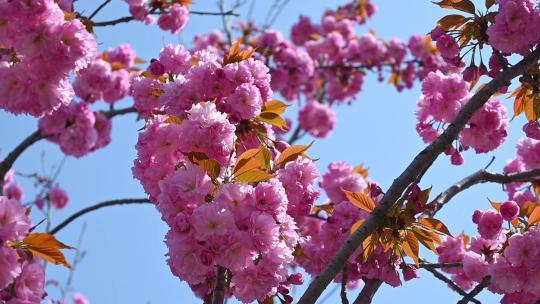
[197,159,221,179]
[437,14,468,30]
[21,233,74,268]
[312,203,334,215]
[528,205,540,226]
[485,0,495,9]
[402,231,420,265]
[276,142,313,167]
[433,0,476,14]
[342,189,376,213]
[224,40,255,65]
[418,218,453,236]
[350,219,365,234]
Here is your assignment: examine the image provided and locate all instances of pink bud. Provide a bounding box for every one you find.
[472,210,484,224]
[523,121,540,140]
[451,151,464,166]
[463,64,478,82]
[149,59,165,76]
[288,273,304,285]
[430,27,445,41]
[402,265,419,281]
[500,201,520,221]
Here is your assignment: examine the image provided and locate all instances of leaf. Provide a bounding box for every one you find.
[522,201,538,217]
[22,233,74,269]
[362,235,374,261]
[351,219,365,234]
[433,0,476,14]
[134,57,147,64]
[164,115,182,125]
[342,190,376,213]
[489,199,502,211]
[352,164,369,178]
[235,168,272,183]
[223,40,255,65]
[528,205,540,226]
[412,228,438,254]
[460,232,470,246]
[184,151,210,163]
[486,0,495,9]
[197,159,221,179]
[418,218,453,236]
[261,100,289,115]
[234,148,264,175]
[437,14,468,30]
[419,186,432,205]
[312,203,334,215]
[276,142,313,167]
[256,112,287,130]
[402,231,420,265]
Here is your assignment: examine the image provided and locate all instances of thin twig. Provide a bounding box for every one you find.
[352,279,382,304]
[61,223,87,300]
[88,0,112,20]
[421,267,481,304]
[92,10,238,27]
[49,198,152,235]
[102,106,138,118]
[456,276,490,304]
[428,168,540,217]
[0,131,45,193]
[218,0,233,46]
[287,125,303,145]
[297,46,540,304]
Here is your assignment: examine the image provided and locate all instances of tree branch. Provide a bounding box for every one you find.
[297,48,540,304]
[456,276,490,304]
[340,265,349,304]
[88,0,112,20]
[0,131,45,193]
[49,198,152,235]
[422,266,481,304]
[102,106,138,118]
[352,279,382,304]
[428,168,540,217]
[92,10,238,27]
[211,266,227,304]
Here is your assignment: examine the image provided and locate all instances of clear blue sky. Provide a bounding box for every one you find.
[0,0,524,303]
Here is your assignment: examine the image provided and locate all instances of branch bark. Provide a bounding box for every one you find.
[92,10,238,27]
[0,131,44,193]
[456,276,490,304]
[211,266,228,304]
[352,279,382,304]
[429,168,540,216]
[298,48,540,304]
[49,198,152,235]
[422,266,481,304]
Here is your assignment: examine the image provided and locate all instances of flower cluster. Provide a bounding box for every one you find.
[74,44,137,104]
[0,0,96,116]
[416,71,508,164]
[0,196,45,304]
[123,1,190,33]
[39,102,112,157]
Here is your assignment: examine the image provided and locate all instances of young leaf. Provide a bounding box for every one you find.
[312,203,334,215]
[412,228,437,254]
[235,168,272,183]
[256,112,288,130]
[276,142,313,167]
[489,199,502,211]
[234,148,264,175]
[418,218,453,236]
[351,219,366,234]
[342,189,376,213]
[362,235,374,261]
[22,233,74,269]
[485,0,495,9]
[164,115,182,125]
[437,14,468,30]
[433,0,476,14]
[402,231,420,265]
[197,159,221,179]
[224,40,255,65]
[419,186,432,205]
[352,164,369,178]
[528,205,540,226]
[261,100,289,115]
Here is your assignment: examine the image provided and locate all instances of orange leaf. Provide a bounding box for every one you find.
[256,112,287,130]
[197,159,221,179]
[528,205,540,226]
[433,0,476,14]
[342,190,376,213]
[352,164,369,178]
[489,199,502,211]
[224,40,255,65]
[412,227,438,254]
[261,100,289,115]
[134,57,147,64]
[521,201,538,217]
[164,115,182,125]
[184,151,210,163]
[234,148,264,175]
[402,231,420,265]
[350,219,365,234]
[437,14,468,30]
[312,203,334,215]
[485,0,495,9]
[276,142,313,167]
[418,218,453,236]
[22,233,74,268]
[362,235,374,261]
[235,168,272,183]
[419,186,432,205]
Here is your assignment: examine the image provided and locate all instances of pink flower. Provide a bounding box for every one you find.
[460,98,508,153]
[523,121,540,140]
[48,186,69,209]
[462,252,488,282]
[516,138,540,170]
[488,256,524,294]
[13,262,45,303]
[476,210,504,240]
[253,179,288,217]
[226,83,263,120]
[157,4,189,34]
[249,212,279,253]
[402,265,419,281]
[436,34,460,59]
[4,182,24,202]
[159,44,191,75]
[0,246,21,289]
[73,293,90,304]
[103,44,136,69]
[298,101,336,138]
[504,233,539,267]
[319,161,367,203]
[0,196,31,243]
[132,77,163,119]
[500,201,520,221]
[191,204,235,239]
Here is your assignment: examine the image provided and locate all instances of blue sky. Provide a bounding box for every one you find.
[0,0,526,303]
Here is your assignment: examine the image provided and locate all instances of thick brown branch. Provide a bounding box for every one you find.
[298,48,540,304]
[457,276,490,304]
[429,168,540,216]
[92,10,238,27]
[352,279,382,304]
[49,198,152,235]
[0,131,44,193]
[422,266,481,304]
